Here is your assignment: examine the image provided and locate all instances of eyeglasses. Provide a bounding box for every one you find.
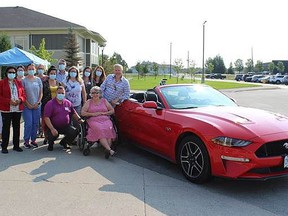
[91,91,101,94]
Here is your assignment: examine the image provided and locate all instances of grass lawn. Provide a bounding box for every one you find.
[126,74,259,90]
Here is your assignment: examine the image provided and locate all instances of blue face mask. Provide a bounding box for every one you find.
[8,73,16,80]
[59,64,66,71]
[69,72,77,78]
[49,74,56,80]
[28,70,35,75]
[56,93,65,101]
[38,69,44,74]
[17,70,24,77]
[95,71,102,77]
[84,71,91,77]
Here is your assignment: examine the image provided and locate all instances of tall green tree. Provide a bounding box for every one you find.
[174,58,184,83]
[206,55,226,74]
[227,62,234,74]
[152,62,159,79]
[268,62,275,74]
[276,61,285,74]
[64,28,82,67]
[30,38,55,64]
[0,33,12,52]
[234,59,244,73]
[135,62,143,79]
[245,59,254,72]
[255,60,264,72]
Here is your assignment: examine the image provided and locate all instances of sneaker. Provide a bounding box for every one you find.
[24,142,31,149]
[31,141,38,148]
[13,147,23,152]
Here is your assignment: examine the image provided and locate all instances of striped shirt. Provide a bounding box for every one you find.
[100,74,130,103]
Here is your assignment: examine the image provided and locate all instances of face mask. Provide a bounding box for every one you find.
[38,69,44,74]
[17,70,24,77]
[8,73,16,79]
[59,64,66,71]
[56,93,65,101]
[84,71,91,77]
[95,70,102,77]
[49,74,56,80]
[69,72,77,78]
[28,70,35,75]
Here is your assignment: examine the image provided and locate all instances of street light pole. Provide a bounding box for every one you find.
[169,42,172,79]
[201,21,207,84]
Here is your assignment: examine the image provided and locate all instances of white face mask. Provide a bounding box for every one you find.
[84,71,91,77]
[95,70,102,77]
[59,64,66,71]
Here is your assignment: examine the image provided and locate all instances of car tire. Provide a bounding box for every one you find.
[178,135,211,184]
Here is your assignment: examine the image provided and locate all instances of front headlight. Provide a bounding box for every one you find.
[211,136,252,147]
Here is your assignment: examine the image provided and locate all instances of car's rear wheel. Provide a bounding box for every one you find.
[178,135,211,184]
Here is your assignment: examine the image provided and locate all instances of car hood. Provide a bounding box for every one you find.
[175,106,288,138]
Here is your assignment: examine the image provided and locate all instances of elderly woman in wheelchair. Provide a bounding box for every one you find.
[80,86,116,159]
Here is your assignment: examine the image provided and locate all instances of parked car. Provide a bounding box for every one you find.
[251,75,265,82]
[234,74,244,81]
[205,73,226,79]
[270,75,285,84]
[115,84,288,183]
[283,75,288,85]
[260,75,273,84]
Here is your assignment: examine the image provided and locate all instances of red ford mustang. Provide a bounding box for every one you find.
[114,84,288,183]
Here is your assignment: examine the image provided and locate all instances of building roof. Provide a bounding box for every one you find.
[0,6,106,45]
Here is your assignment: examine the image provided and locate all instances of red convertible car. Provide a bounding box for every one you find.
[114,84,288,183]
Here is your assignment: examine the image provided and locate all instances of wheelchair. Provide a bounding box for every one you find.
[77,116,118,156]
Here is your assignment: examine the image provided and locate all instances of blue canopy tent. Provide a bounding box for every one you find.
[0,47,50,67]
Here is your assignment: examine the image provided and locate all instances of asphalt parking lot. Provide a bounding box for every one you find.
[1,85,288,216]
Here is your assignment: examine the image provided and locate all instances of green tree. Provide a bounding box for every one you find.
[276,61,285,74]
[268,62,275,74]
[227,62,234,74]
[30,38,55,64]
[135,62,143,79]
[187,60,196,82]
[0,32,12,52]
[245,59,254,72]
[143,63,149,78]
[234,59,244,73]
[64,28,82,67]
[212,55,226,74]
[207,62,214,74]
[174,58,184,83]
[152,62,159,79]
[255,60,264,72]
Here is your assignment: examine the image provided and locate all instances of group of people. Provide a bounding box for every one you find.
[0,59,130,159]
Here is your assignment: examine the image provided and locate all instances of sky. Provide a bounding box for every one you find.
[0,0,287,68]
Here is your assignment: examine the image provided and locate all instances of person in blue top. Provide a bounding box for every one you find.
[100,64,130,107]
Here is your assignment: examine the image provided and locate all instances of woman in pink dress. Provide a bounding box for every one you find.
[81,86,116,158]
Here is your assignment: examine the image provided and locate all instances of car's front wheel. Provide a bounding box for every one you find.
[178,135,211,184]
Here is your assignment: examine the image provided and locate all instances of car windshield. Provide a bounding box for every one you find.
[160,85,237,109]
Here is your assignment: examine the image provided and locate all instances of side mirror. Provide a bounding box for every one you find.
[143,101,162,110]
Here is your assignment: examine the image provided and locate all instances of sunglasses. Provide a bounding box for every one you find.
[91,91,101,94]
[8,71,16,73]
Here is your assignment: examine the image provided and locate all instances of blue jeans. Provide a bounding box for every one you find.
[23,106,41,143]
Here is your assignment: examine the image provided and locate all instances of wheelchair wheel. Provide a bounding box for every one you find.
[83,148,90,156]
[77,122,86,151]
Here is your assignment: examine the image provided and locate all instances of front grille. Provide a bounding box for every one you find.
[255,140,288,158]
